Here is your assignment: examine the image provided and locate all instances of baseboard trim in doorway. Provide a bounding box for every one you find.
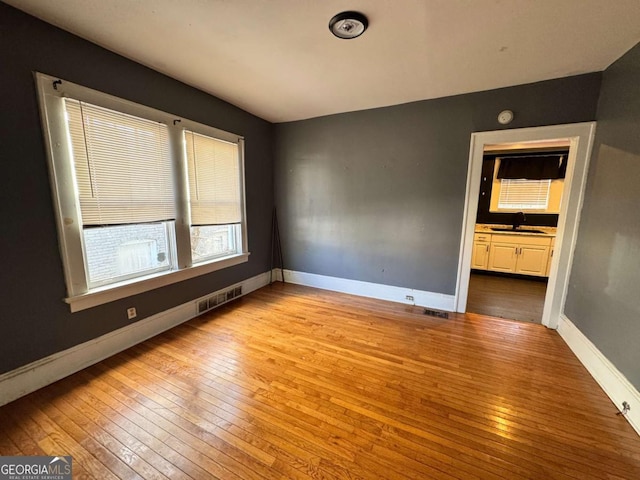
[558,314,640,436]
[273,269,455,312]
[0,271,272,407]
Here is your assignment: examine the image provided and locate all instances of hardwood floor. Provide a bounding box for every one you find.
[1,282,639,479]
[467,272,547,323]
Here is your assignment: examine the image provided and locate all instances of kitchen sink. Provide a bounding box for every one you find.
[491,227,546,234]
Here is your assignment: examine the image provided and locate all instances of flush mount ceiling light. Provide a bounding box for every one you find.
[498,110,514,125]
[329,11,368,39]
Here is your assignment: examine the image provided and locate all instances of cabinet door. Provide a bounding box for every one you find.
[488,243,518,273]
[516,245,550,276]
[471,242,490,269]
[546,238,556,276]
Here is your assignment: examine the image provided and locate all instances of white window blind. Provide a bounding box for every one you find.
[185,130,241,225]
[498,179,551,210]
[64,98,175,225]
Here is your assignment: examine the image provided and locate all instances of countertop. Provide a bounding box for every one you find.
[475,224,556,237]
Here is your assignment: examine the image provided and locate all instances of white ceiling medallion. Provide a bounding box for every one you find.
[498,110,514,125]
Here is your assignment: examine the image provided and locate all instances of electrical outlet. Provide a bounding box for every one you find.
[127,307,137,320]
[406,295,414,301]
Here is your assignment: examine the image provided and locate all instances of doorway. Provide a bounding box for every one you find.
[455,123,596,328]
[466,139,569,323]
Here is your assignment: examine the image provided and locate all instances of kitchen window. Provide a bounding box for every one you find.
[36,73,248,312]
[497,178,551,210]
[489,155,564,214]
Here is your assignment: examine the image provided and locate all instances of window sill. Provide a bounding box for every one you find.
[65,252,250,312]
[490,209,560,214]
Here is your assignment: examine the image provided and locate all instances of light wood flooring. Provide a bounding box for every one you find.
[1,282,639,479]
[467,272,547,323]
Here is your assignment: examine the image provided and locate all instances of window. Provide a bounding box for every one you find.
[64,99,176,288]
[497,179,551,210]
[36,73,248,311]
[184,131,242,264]
[489,155,564,213]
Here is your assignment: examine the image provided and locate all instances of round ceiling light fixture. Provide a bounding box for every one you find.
[329,11,368,39]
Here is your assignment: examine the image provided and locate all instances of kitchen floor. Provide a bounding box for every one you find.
[467,271,547,323]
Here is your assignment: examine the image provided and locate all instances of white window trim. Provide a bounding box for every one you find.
[65,252,249,312]
[35,72,249,312]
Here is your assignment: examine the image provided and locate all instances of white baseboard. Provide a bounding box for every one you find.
[274,269,455,312]
[558,314,640,436]
[0,271,272,407]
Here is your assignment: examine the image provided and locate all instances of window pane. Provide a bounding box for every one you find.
[191,225,239,263]
[83,222,173,287]
[498,179,551,210]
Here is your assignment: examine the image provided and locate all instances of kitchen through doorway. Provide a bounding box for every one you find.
[455,122,596,329]
[465,139,569,324]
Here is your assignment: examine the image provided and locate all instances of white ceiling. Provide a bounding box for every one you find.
[8,0,640,123]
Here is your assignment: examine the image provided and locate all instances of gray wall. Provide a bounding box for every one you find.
[275,75,601,295]
[565,42,640,389]
[0,4,273,374]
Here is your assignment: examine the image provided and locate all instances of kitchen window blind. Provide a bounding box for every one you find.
[185,130,241,226]
[498,179,551,210]
[64,98,175,225]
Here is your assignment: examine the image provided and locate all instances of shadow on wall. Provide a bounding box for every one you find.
[581,143,640,314]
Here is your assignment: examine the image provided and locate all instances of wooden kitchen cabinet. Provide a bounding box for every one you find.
[516,244,550,276]
[487,234,552,277]
[488,242,519,272]
[471,233,491,270]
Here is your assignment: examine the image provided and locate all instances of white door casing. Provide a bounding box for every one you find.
[455,122,596,328]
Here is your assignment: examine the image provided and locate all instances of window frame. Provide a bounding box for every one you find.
[35,72,249,312]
